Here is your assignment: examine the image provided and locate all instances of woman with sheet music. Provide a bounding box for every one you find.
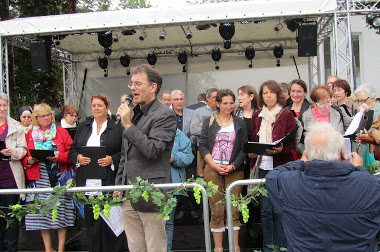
[22,103,74,252]
[250,80,296,252]
[0,93,27,252]
[69,94,124,252]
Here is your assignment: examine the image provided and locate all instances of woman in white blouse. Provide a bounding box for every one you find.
[69,94,124,252]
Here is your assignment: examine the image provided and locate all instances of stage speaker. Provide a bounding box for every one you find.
[30,40,51,72]
[298,23,317,57]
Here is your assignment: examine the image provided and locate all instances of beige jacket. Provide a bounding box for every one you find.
[5,116,27,199]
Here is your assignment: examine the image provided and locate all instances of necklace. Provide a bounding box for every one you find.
[217,115,231,125]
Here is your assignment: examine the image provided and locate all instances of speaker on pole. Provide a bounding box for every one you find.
[297,23,317,57]
[30,40,51,72]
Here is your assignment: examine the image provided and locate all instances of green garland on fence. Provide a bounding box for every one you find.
[0,177,267,227]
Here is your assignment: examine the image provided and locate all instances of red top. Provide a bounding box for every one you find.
[251,109,296,168]
[22,126,73,180]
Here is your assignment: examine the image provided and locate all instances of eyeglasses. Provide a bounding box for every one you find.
[172,98,184,102]
[128,81,148,89]
[210,96,217,99]
[333,88,344,93]
[0,104,8,108]
[36,113,52,118]
[66,114,78,118]
[315,101,332,108]
[355,97,369,104]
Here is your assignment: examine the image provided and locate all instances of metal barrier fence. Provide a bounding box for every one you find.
[225,178,265,252]
[0,182,212,252]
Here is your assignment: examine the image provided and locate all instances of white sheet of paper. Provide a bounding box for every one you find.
[344,107,364,137]
[100,206,125,237]
[344,137,352,160]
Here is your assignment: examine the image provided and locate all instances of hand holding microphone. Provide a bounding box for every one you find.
[116,94,133,126]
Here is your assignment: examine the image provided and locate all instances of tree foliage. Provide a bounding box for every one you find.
[118,0,151,9]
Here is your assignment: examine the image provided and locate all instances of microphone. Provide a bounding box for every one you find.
[116,94,134,124]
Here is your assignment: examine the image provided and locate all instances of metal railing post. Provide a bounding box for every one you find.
[226,179,265,252]
[0,182,212,252]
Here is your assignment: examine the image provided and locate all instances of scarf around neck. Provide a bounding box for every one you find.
[32,123,57,150]
[258,104,282,143]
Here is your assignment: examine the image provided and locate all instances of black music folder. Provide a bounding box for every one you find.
[244,128,297,155]
[66,127,77,140]
[29,149,55,162]
[0,141,10,161]
[81,146,107,179]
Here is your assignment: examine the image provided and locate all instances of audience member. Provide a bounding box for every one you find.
[199,89,247,252]
[115,64,177,252]
[250,80,296,252]
[171,90,194,138]
[266,123,380,252]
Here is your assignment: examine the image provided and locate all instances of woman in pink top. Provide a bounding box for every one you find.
[296,85,353,154]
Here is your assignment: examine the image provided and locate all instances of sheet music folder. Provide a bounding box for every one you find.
[244,129,296,155]
[81,146,107,179]
[66,127,77,140]
[29,149,55,161]
[0,141,10,161]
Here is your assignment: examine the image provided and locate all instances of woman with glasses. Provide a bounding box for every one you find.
[0,93,27,252]
[199,89,247,252]
[354,84,380,127]
[19,106,33,133]
[284,79,310,119]
[69,94,125,252]
[60,104,79,128]
[296,85,352,154]
[332,79,358,117]
[22,103,75,252]
[250,80,296,252]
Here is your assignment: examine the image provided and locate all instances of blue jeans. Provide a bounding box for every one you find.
[259,169,286,252]
[165,196,178,252]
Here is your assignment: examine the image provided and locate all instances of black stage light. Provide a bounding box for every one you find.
[121,29,136,35]
[224,40,231,49]
[178,52,188,65]
[245,47,255,68]
[285,18,304,32]
[182,65,187,73]
[98,31,113,48]
[211,48,221,62]
[219,23,235,41]
[147,53,157,65]
[120,55,130,67]
[245,47,255,60]
[273,45,284,67]
[98,57,108,69]
[104,47,112,56]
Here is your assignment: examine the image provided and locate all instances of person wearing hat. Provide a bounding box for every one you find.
[18,106,32,134]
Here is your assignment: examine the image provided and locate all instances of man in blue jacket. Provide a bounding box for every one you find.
[266,123,380,252]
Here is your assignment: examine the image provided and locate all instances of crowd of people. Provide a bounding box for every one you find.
[1,64,380,252]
